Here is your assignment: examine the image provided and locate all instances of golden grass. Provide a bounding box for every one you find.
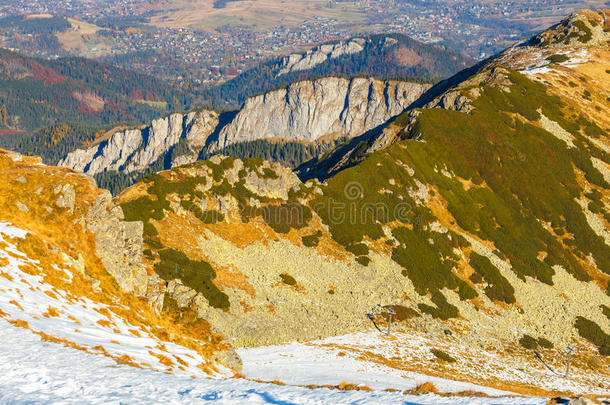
[0,149,231,373]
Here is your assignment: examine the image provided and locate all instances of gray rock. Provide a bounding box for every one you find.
[213,77,429,151]
[54,184,75,212]
[16,201,29,212]
[59,110,219,176]
[58,78,428,179]
[277,38,366,76]
[568,398,598,405]
[84,191,148,296]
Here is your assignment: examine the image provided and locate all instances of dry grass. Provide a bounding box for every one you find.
[0,149,231,374]
[145,0,365,31]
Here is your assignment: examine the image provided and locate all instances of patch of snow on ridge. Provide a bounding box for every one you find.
[240,329,608,396]
[0,221,226,378]
[238,338,512,396]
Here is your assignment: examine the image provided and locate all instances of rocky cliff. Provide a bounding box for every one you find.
[212,77,428,151]
[60,110,219,176]
[277,38,367,76]
[0,149,240,373]
[59,76,429,180]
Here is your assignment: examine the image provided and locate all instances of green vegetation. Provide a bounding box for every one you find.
[0,48,203,164]
[430,349,456,363]
[392,226,464,298]
[203,139,339,169]
[279,273,297,286]
[519,334,539,350]
[418,291,459,320]
[0,122,105,165]
[356,256,371,266]
[306,69,609,309]
[155,248,229,309]
[199,33,472,109]
[302,231,322,247]
[574,316,610,356]
[601,305,610,321]
[469,253,515,304]
[537,337,554,349]
[262,167,279,179]
[346,243,369,256]
[262,203,312,233]
[546,54,569,64]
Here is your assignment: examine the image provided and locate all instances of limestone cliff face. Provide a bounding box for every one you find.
[59,77,429,178]
[212,77,429,151]
[59,110,219,175]
[277,38,367,76]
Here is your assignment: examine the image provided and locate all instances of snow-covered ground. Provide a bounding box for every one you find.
[0,221,222,377]
[238,340,511,395]
[0,321,548,405]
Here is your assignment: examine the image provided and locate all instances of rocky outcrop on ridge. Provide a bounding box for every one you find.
[277,38,367,76]
[212,76,428,151]
[59,76,429,178]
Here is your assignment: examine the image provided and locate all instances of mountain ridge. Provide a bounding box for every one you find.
[59,76,430,193]
[0,9,609,398]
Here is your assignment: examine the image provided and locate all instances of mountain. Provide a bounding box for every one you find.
[199,33,474,109]
[112,10,609,395]
[0,33,469,168]
[0,48,199,163]
[1,9,609,401]
[59,76,430,194]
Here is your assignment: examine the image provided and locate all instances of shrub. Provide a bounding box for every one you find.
[261,203,312,234]
[347,243,369,256]
[301,231,322,247]
[143,222,158,236]
[431,349,456,363]
[574,316,610,356]
[603,305,610,321]
[280,273,297,286]
[537,337,554,349]
[155,248,229,309]
[418,291,459,320]
[262,167,279,179]
[356,256,371,266]
[519,334,538,350]
[469,253,515,304]
[546,54,569,64]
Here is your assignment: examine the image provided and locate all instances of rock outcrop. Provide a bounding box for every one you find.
[81,190,149,297]
[59,110,219,175]
[59,77,429,178]
[212,77,429,151]
[277,38,367,76]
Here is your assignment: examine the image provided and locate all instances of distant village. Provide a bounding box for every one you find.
[0,0,598,86]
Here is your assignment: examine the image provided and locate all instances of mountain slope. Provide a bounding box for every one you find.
[0,149,239,373]
[113,10,610,396]
[59,76,430,194]
[1,9,609,400]
[0,49,200,163]
[199,33,474,109]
